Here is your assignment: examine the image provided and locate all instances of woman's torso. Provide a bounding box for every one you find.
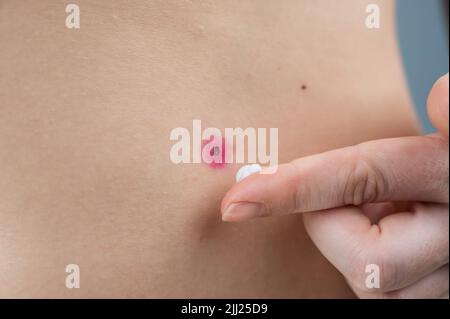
[0,0,419,297]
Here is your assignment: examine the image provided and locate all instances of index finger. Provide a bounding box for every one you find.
[221,134,448,221]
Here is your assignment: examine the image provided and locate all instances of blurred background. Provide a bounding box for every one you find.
[397,0,449,133]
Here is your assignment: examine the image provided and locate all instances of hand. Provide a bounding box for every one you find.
[220,73,449,298]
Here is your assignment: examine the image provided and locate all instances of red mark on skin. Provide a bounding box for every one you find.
[201,135,230,169]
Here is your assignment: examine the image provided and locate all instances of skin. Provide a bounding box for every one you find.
[222,74,449,298]
[0,0,420,298]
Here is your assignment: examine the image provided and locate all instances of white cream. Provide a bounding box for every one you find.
[235,164,262,182]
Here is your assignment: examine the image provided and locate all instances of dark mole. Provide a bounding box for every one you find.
[301,84,307,90]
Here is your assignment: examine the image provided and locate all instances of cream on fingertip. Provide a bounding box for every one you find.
[235,164,262,183]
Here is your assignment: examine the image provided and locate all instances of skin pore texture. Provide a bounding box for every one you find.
[0,0,419,297]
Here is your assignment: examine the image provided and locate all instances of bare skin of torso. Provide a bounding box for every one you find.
[0,0,419,298]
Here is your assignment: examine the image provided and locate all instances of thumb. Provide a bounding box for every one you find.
[428,73,449,136]
[221,134,448,222]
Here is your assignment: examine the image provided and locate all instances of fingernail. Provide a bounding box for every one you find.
[222,202,265,222]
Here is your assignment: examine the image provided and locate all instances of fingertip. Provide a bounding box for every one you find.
[219,163,292,220]
[220,172,262,218]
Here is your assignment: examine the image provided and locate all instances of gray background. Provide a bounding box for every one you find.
[397,0,449,133]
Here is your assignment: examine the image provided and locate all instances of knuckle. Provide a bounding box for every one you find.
[423,135,449,201]
[346,241,401,294]
[343,144,390,205]
[345,245,373,292]
[375,257,404,293]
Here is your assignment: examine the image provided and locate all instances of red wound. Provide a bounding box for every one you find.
[201,135,230,169]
